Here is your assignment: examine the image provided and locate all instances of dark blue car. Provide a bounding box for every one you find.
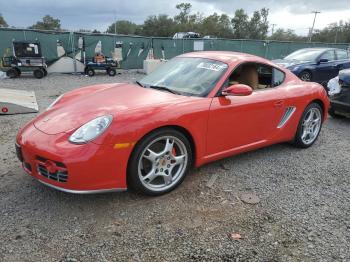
[273,48,350,84]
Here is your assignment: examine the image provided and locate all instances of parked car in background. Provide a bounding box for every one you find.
[203,35,217,39]
[327,68,350,118]
[273,48,350,85]
[173,32,200,39]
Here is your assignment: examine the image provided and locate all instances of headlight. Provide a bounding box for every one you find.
[47,94,63,110]
[69,115,113,144]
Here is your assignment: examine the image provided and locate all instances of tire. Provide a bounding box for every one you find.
[42,68,48,76]
[6,68,18,78]
[293,103,323,148]
[33,69,44,79]
[86,68,95,77]
[299,70,312,82]
[328,107,345,119]
[14,67,21,76]
[127,128,193,196]
[107,68,116,76]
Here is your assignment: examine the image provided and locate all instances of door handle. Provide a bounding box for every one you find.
[274,100,284,107]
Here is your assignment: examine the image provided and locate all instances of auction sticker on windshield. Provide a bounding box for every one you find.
[197,62,228,71]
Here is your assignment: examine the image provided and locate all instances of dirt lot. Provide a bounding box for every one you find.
[0,73,349,262]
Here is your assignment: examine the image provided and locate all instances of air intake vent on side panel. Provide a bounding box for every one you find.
[278,107,296,128]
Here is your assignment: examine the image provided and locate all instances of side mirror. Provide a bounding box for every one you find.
[318,58,329,64]
[222,84,253,96]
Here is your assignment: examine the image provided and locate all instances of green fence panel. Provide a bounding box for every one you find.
[1,28,349,70]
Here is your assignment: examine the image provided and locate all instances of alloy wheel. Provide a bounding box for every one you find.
[137,136,188,192]
[301,107,322,145]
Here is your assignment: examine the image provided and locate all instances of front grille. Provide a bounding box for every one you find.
[36,157,68,183]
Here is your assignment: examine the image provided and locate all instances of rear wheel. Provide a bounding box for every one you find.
[33,69,44,79]
[293,103,323,148]
[299,70,312,82]
[6,68,18,78]
[127,128,192,196]
[107,68,116,76]
[86,68,95,77]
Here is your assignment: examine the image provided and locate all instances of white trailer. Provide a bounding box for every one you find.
[0,88,39,115]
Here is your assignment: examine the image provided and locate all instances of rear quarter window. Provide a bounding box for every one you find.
[272,68,285,87]
[336,50,349,60]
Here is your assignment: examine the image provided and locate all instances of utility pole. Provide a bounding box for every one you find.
[309,11,320,42]
[271,24,277,35]
[114,10,117,35]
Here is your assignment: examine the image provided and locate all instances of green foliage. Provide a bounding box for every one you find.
[200,13,233,38]
[269,28,306,42]
[0,13,8,27]
[29,15,61,30]
[142,15,177,37]
[312,21,350,43]
[106,20,139,35]
[231,9,249,39]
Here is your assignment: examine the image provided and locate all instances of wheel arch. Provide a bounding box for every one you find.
[310,99,326,121]
[129,125,197,168]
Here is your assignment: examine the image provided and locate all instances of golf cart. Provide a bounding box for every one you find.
[84,53,119,77]
[1,41,48,79]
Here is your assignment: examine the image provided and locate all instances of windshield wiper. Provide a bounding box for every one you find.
[149,85,181,95]
[135,81,144,87]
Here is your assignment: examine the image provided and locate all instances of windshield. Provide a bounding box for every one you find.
[139,57,228,97]
[285,49,324,62]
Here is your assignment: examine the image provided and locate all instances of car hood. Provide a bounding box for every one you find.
[273,59,311,68]
[34,82,189,135]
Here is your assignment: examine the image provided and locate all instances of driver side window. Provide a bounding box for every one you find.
[320,50,335,61]
[222,62,285,91]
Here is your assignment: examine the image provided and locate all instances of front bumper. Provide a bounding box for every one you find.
[16,123,129,193]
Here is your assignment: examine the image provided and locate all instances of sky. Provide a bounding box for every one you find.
[1,0,350,36]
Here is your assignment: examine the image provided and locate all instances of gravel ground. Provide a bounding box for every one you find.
[0,73,349,262]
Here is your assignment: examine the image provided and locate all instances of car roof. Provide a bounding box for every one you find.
[178,51,270,65]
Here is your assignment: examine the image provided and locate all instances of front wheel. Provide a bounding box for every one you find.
[127,129,192,196]
[293,103,323,148]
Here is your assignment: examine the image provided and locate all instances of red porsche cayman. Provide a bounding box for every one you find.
[16,51,330,195]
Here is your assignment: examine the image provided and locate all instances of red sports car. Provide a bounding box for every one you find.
[16,51,330,195]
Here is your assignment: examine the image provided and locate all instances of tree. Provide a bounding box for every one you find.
[0,13,8,27]
[200,13,233,38]
[142,15,176,37]
[174,3,192,24]
[231,9,249,39]
[312,20,350,43]
[247,8,269,39]
[29,15,61,30]
[270,28,306,41]
[106,20,138,35]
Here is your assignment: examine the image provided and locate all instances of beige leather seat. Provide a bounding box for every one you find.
[237,66,259,90]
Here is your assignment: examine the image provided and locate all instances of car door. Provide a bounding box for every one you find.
[314,50,338,82]
[335,49,350,71]
[206,66,287,156]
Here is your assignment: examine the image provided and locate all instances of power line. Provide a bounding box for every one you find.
[309,11,320,42]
